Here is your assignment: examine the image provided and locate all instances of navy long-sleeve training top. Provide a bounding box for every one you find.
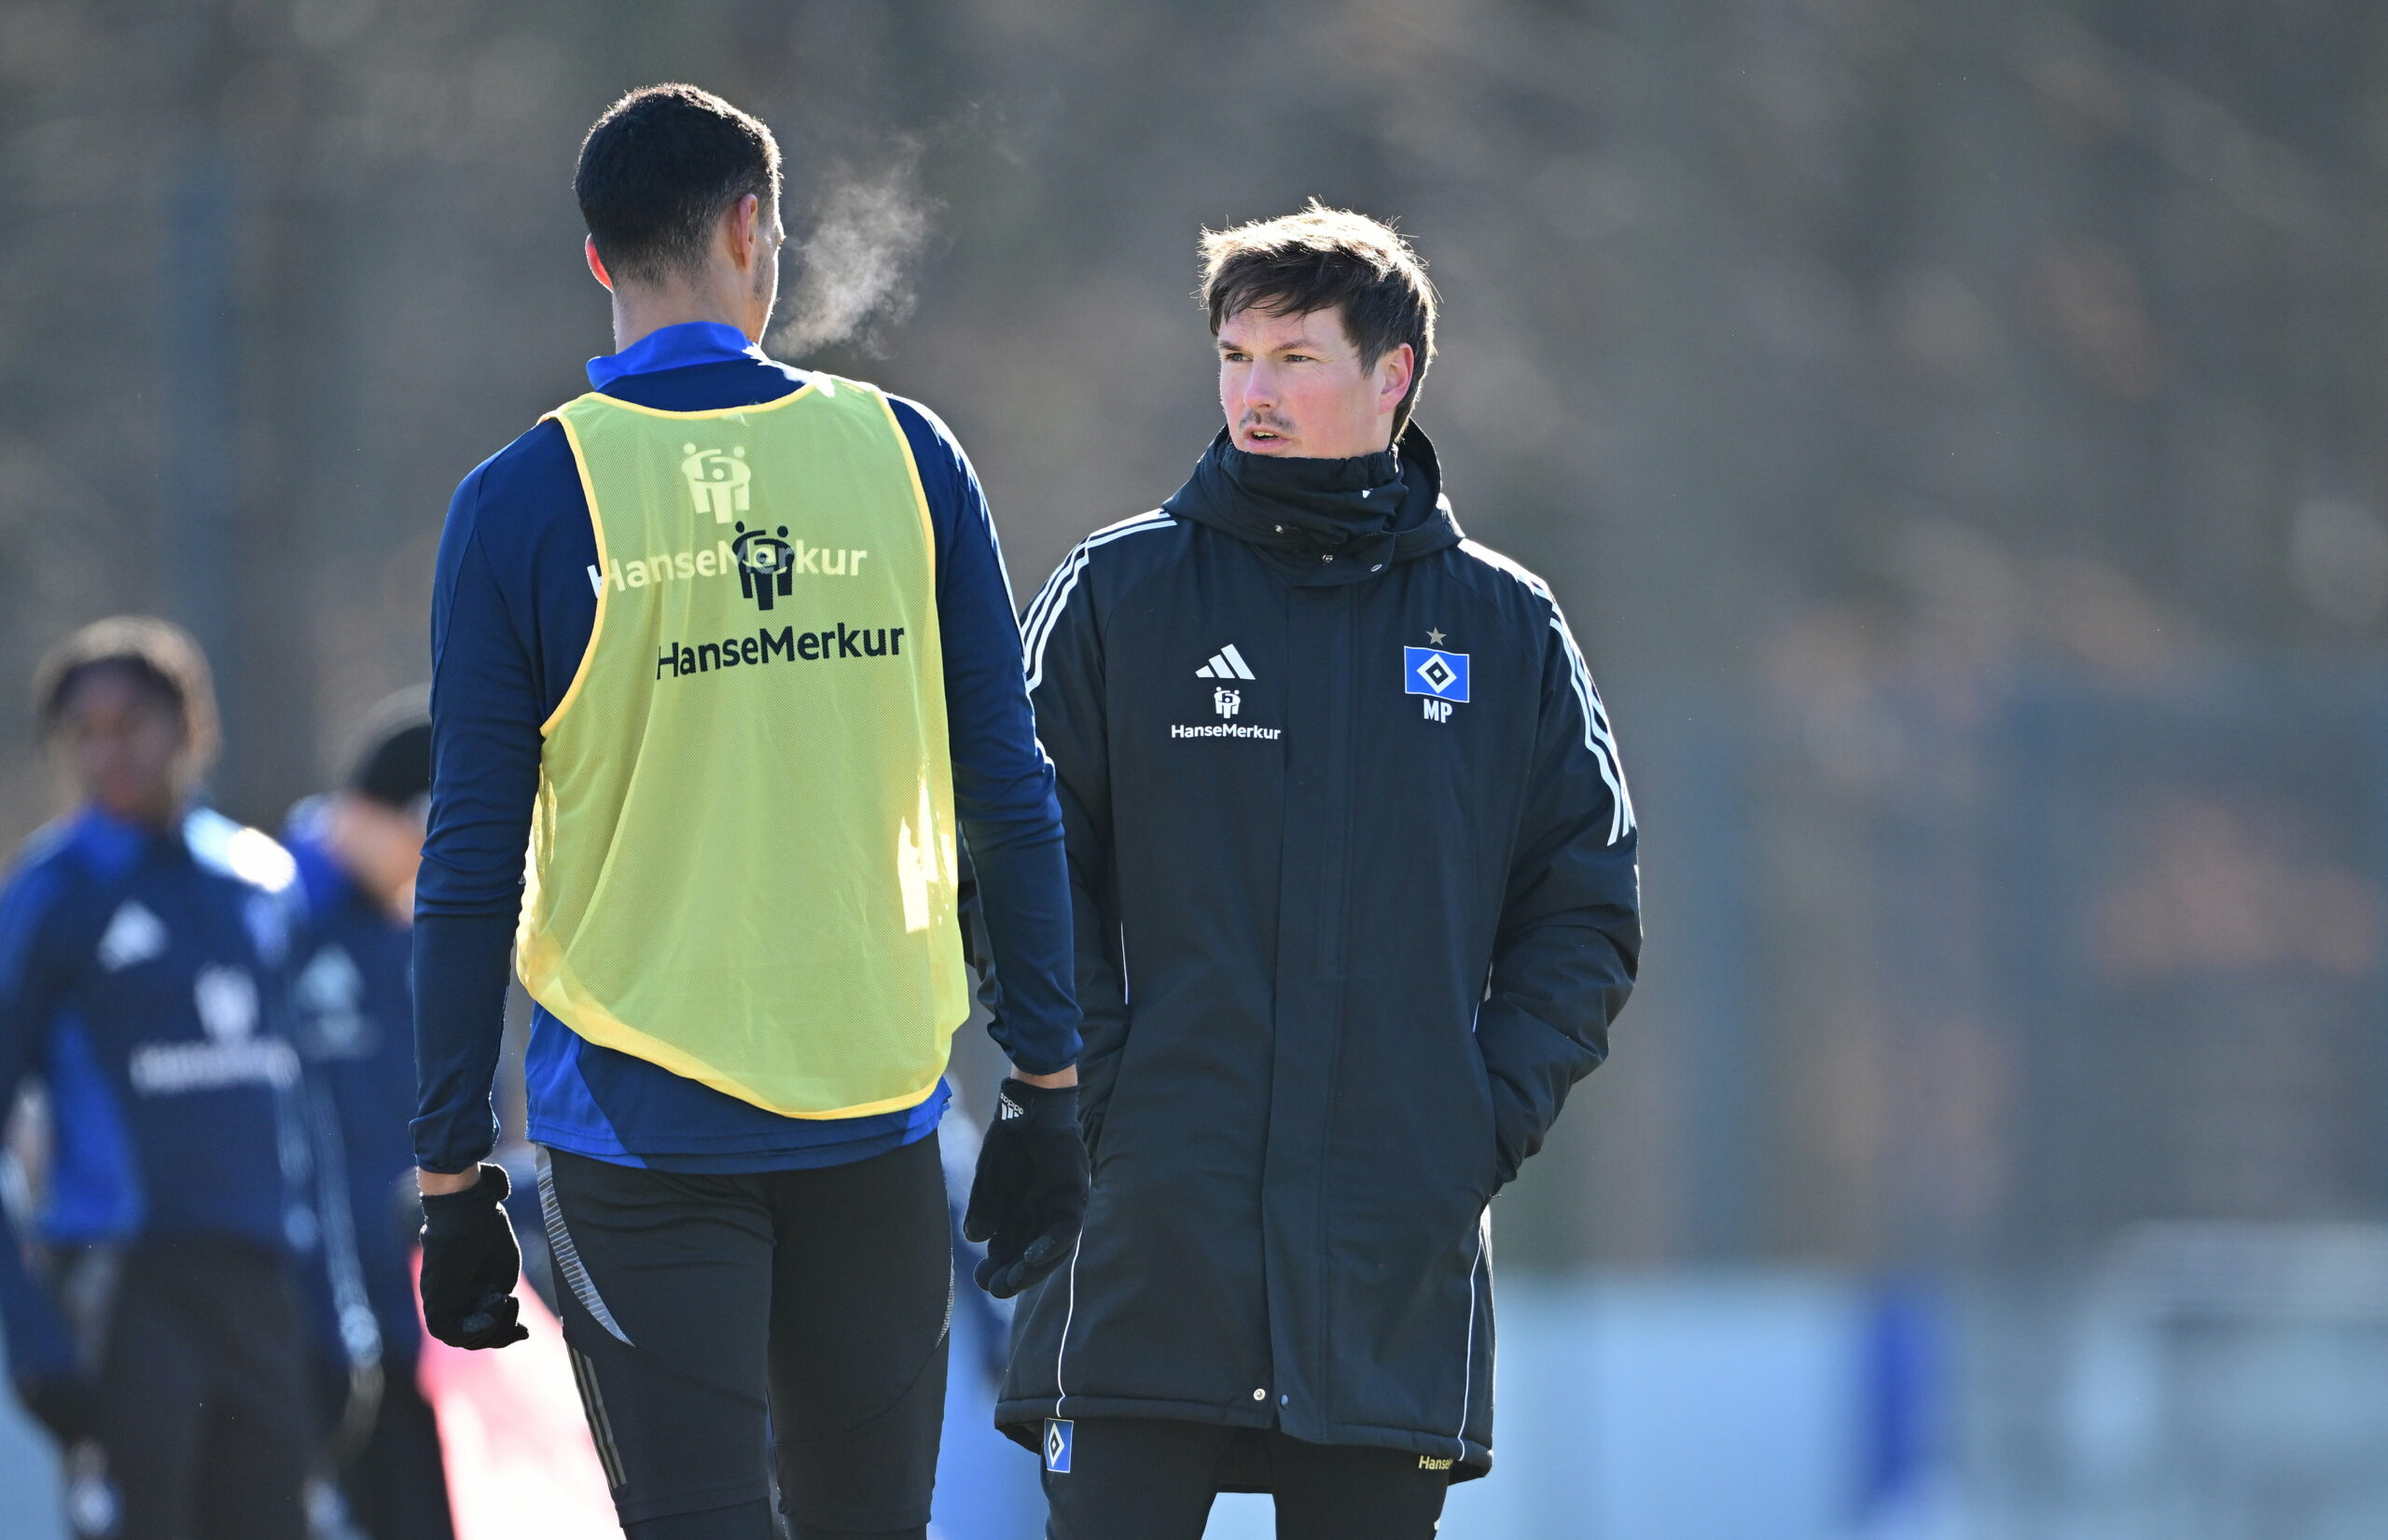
[0,806,319,1380]
[412,322,1077,1174]
[285,807,424,1368]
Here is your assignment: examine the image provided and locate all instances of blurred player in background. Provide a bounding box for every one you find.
[285,688,454,1540]
[0,617,329,1539]
[410,85,1082,1540]
[1004,206,1643,1537]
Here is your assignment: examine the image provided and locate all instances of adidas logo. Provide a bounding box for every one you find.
[1195,644,1256,680]
[98,900,168,971]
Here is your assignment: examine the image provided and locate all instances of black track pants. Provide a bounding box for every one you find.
[94,1238,318,1540]
[1040,1417,1452,1540]
[538,1135,951,1538]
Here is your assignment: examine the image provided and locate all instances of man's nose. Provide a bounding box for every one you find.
[1237,365,1279,412]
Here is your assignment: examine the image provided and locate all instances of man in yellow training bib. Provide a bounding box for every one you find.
[408,85,1084,1540]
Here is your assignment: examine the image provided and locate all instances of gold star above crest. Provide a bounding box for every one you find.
[1426,628,1446,645]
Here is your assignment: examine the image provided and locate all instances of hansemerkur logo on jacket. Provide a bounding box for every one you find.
[1001,424,1640,1483]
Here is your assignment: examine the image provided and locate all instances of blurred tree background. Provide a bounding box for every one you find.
[3,0,2383,1277]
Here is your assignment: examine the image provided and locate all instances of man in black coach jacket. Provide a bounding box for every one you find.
[996,203,1641,1539]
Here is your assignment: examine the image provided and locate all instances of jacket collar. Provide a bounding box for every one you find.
[1160,423,1463,587]
[586,322,771,390]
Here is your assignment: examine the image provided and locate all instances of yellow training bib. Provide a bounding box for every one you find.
[519,373,967,1118]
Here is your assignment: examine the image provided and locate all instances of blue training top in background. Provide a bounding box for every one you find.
[285,802,425,1371]
[0,806,319,1380]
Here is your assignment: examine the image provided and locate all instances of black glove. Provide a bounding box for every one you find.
[964,1078,1090,1299]
[15,1373,100,1446]
[418,1163,530,1350]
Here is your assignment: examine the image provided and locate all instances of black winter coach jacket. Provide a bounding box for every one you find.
[993,425,1641,1480]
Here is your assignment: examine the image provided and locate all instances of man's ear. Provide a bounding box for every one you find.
[727,193,762,271]
[585,236,614,293]
[1377,342,1415,419]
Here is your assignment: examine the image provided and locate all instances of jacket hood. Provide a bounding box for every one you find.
[1160,423,1463,586]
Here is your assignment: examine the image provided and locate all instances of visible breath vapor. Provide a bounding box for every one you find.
[773,153,935,357]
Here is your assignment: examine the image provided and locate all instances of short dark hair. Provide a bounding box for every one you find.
[1199,201,1440,436]
[575,84,782,286]
[344,686,432,811]
[34,616,219,766]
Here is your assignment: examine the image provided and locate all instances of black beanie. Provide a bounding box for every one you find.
[348,689,432,810]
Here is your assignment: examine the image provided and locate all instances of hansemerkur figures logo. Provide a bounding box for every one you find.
[682,441,752,521]
[732,522,797,611]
